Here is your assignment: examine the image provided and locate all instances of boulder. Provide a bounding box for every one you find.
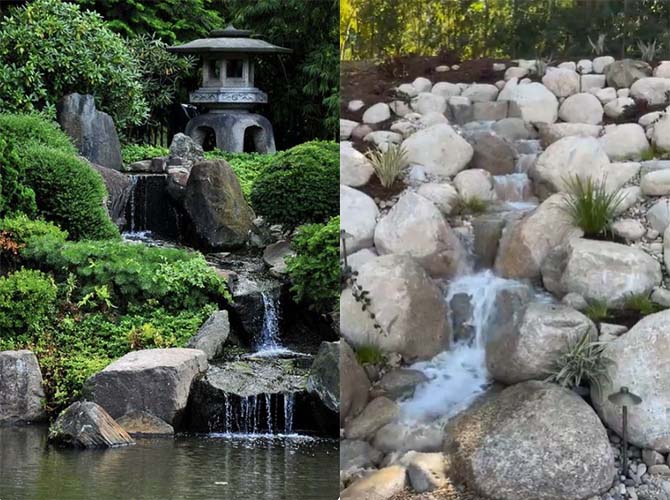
[498,80,559,123]
[0,350,47,425]
[168,133,204,167]
[593,56,615,74]
[454,169,496,201]
[605,59,652,88]
[116,410,174,437]
[641,169,670,196]
[592,310,670,452]
[654,61,670,78]
[577,59,593,74]
[340,254,450,361]
[49,401,134,448]
[416,182,460,215]
[340,185,378,254]
[363,130,402,149]
[397,83,418,98]
[495,194,581,280]
[183,160,255,250]
[505,66,529,80]
[84,348,208,426]
[340,142,374,187]
[340,466,407,500]
[492,117,533,141]
[347,248,377,272]
[599,123,650,160]
[581,74,607,92]
[344,396,399,440]
[647,199,670,233]
[472,101,508,121]
[411,92,447,115]
[374,192,466,278]
[462,83,499,102]
[372,368,428,400]
[340,119,358,140]
[631,77,670,106]
[362,102,391,124]
[407,452,447,492]
[532,135,610,193]
[470,133,516,175]
[558,93,603,124]
[57,93,122,170]
[306,341,339,413]
[595,86,618,104]
[401,123,473,177]
[541,239,662,308]
[262,240,295,276]
[186,310,229,361]
[89,163,132,227]
[486,302,596,385]
[431,81,461,100]
[537,122,602,147]
[604,96,635,119]
[340,439,383,471]
[340,341,370,423]
[444,381,615,500]
[612,218,646,241]
[413,77,432,93]
[542,68,580,97]
[651,114,670,153]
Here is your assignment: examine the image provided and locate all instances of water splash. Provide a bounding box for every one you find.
[254,291,293,357]
[214,393,297,437]
[284,394,295,434]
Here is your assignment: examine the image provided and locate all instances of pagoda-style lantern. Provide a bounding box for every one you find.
[168,25,291,153]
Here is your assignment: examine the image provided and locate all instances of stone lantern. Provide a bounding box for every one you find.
[168,25,291,153]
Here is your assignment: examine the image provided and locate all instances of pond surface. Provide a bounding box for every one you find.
[0,427,339,500]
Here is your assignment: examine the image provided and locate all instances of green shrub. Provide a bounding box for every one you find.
[561,175,624,238]
[286,217,340,313]
[0,214,68,247]
[0,114,77,154]
[0,0,148,128]
[0,134,36,217]
[251,162,338,226]
[0,268,57,340]
[205,150,276,198]
[264,140,339,174]
[22,237,229,311]
[22,143,119,240]
[121,144,169,165]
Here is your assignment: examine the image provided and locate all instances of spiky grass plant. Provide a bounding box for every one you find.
[534,54,555,77]
[588,34,607,56]
[624,293,662,316]
[546,330,613,400]
[355,344,384,365]
[584,299,609,324]
[458,196,488,215]
[561,175,625,238]
[365,144,408,188]
[638,39,660,62]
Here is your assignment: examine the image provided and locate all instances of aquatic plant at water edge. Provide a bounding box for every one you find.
[560,175,624,238]
[365,144,408,188]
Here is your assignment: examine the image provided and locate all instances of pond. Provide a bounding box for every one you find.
[0,427,339,500]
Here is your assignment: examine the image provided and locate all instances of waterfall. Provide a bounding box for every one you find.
[128,175,139,233]
[214,393,297,436]
[400,271,526,423]
[493,173,533,204]
[257,291,282,351]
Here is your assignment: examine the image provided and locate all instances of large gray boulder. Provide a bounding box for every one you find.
[0,350,47,425]
[340,142,374,187]
[592,310,670,452]
[84,348,208,426]
[340,341,370,424]
[168,133,204,167]
[89,163,132,228]
[401,123,473,177]
[470,133,516,175]
[49,401,134,448]
[498,79,559,123]
[486,302,597,384]
[340,254,450,361]
[57,93,122,170]
[542,239,662,308]
[374,192,466,278]
[630,77,670,106]
[307,341,339,413]
[444,381,615,500]
[186,310,229,361]
[340,185,378,254]
[605,59,652,88]
[183,160,255,250]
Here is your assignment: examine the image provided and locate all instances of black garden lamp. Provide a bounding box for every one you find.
[608,386,642,476]
[340,229,353,271]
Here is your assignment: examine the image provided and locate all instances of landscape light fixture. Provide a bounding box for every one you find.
[607,386,642,476]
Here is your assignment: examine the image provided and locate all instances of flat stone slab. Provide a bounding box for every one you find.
[49,401,134,448]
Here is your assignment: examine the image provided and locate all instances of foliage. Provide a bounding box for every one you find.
[561,176,624,238]
[0,134,36,218]
[588,34,607,55]
[286,217,339,314]
[355,344,384,365]
[0,269,57,341]
[365,144,408,188]
[21,237,229,311]
[458,196,489,215]
[584,299,610,324]
[638,39,661,62]
[121,144,169,165]
[0,113,76,154]
[546,330,613,400]
[624,293,662,316]
[0,215,67,269]
[205,149,276,199]
[0,0,148,128]
[265,141,339,174]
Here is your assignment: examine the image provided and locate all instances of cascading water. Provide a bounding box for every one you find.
[400,271,526,423]
[214,393,299,437]
[252,290,293,357]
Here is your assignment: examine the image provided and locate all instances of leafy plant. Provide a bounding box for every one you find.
[584,299,609,324]
[587,34,607,56]
[546,330,613,400]
[264,141,339,174]
[561,175,624,238]
[638,39,660,62]
[458,196,489,215]
[0,0,148,128]
[286,217,339,314]
[121,144,169,165]
[624,293,662,316]
[0,215,67,270]
[365,144,408,188]
[355,344,384,365]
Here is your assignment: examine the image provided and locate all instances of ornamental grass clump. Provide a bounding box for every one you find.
[561,175,624,238]
[365,144,408,188]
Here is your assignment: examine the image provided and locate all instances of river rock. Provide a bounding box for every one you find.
[431,81,461,100]
[344,396,399,440]
[89,163,132,227]
[340,254,450,361]
[57,93,122,170]
[612,218,646,241]
[592,310,670,452]
[49,401,134,448]
[492,117,533,141]
[0,350,47,425]
[604,96,635,119]
[416,182,460,215]
[532,135,610,193]
[116,410,174,437]
[595,86,618,104]
[341,439,383,471]
[341,185,378,254]
[340,466,407,500]
[374,192,466,277]
[362,102,391,124]
[407,452,447,492]
[542,68,580,97]
[651,114,670,153]
[462,83,499,102]
[606,59,652,88]
[84,348,208,426]
[183,160,254,250]
[593,56,615,74]
[599,123,650,160]
[186,310,229,361]
[486,302,596,385]
[340,119,358,140]
[262,240,294,276]
[537,122,602,147]
[631,77,670,105]
[372,368,428,400]
[340,142,374,187]
[647,199,670,233]
[413,77,432,93]
[454,169,496,201]
[444,381,615,500]
[581,74,607,91]
[642,169,670,196]
[401,123,473,177]
[558,92,603,124]
[448,95,473,124]
[495,194,581,280]
[168,133,204,167]
[470,133,516,175]
[341,341,370,424]
[307,341,339,413]
[542,239,662,307]
[498,80,559,123]
[411,92,447,115]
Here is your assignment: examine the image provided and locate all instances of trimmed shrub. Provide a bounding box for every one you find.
[121,144,169,165]
[286,216,340,313]
[0,113,77,154]
[0,134,36,218]
[0,215,67,269]
[264,140,339,174]
[0,268,58,340]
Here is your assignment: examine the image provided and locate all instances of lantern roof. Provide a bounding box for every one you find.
[168,24,292,55]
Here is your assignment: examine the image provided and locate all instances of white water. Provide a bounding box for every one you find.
[254,291,293,357]
[400,271,524,424]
